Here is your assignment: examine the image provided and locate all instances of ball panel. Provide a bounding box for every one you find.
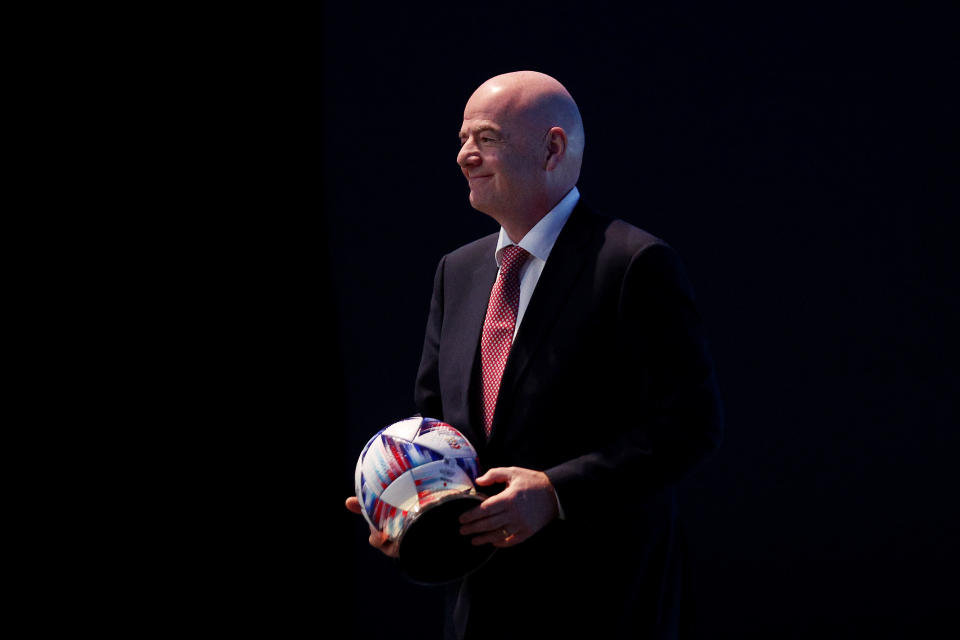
[382,416,423,441]
[354,430,382,504]
[358,477,379,529]
[454,456,479,481]
[378,468,420,513]
[359,435,403,497]
[369,496,409,539]
[411,422,477,460]
[385,432,445,469]
[409,458,474,504]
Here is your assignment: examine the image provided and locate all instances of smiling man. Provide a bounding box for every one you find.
[348,71,723,639]
[456,72,585,242]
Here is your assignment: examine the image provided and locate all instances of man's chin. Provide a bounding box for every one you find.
[468,191,487,212]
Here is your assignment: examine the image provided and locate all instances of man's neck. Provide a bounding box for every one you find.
[501,216,543,244]
[496,188,575,243]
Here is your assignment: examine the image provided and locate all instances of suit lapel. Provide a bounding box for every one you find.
[449,247,498,446]
[490,202,598,439]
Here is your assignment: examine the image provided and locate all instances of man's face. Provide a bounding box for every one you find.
[457,91,542,220]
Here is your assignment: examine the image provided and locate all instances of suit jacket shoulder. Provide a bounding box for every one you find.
[443,231,498,270]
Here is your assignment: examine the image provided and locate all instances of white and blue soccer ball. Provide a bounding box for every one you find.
[354,416,480,540]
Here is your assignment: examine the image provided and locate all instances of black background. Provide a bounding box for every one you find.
[319,3,957,638]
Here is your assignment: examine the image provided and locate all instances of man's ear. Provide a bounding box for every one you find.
[544,127,568,171]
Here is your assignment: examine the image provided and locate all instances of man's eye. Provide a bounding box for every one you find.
[480,137,495,143]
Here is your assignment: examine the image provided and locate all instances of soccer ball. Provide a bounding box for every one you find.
[354,416,481,540]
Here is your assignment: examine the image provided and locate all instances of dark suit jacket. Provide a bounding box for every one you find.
[414,199,723,639]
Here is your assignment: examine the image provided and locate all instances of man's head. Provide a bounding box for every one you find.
[457,71,584,239]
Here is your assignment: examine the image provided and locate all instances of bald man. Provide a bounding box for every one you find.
[349,71,723,639]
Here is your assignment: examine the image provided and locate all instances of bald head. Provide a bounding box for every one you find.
[466,72,585,188]
[470,72,584,156]
[457,71,585,239]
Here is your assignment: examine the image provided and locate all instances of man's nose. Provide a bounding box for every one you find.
[457,141,480,168]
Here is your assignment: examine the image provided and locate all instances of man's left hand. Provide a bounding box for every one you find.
[458,467,559,547]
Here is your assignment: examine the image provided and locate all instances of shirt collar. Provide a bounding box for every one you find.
[495,186,580,266]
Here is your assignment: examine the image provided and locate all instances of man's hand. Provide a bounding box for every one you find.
[458,467,559,547]
[345,497,399,558]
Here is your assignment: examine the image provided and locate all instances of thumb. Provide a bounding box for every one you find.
[345,496,363,514]
[475,467,512,487]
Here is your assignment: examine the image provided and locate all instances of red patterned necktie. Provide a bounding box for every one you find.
[480,245,530,438]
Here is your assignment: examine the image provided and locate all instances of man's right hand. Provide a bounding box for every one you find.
[345,497,400,558]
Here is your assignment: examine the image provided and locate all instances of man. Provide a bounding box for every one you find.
[347,71,723,639]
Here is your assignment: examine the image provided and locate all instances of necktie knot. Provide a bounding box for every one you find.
[499,245,529,276]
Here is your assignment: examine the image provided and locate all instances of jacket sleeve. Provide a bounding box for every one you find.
[544,243,724,519]
[413,255,446,421]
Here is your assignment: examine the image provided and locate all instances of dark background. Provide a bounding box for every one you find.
[321,3,956,638]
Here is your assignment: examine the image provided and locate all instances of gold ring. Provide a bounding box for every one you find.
[501,527,511,538]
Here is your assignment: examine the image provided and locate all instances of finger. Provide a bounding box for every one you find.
[470,526,520,547]
[345,497,362,514]
[459,513,511,536]
[458,496,508,524]
[470,530,505,546]
[492,531,525,548]
[375,531,399,558]
[368,528,390,547]
[475,467,513,486]
[367,528,400,558]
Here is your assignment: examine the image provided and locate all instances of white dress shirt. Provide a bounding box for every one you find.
[493,186,580,338]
